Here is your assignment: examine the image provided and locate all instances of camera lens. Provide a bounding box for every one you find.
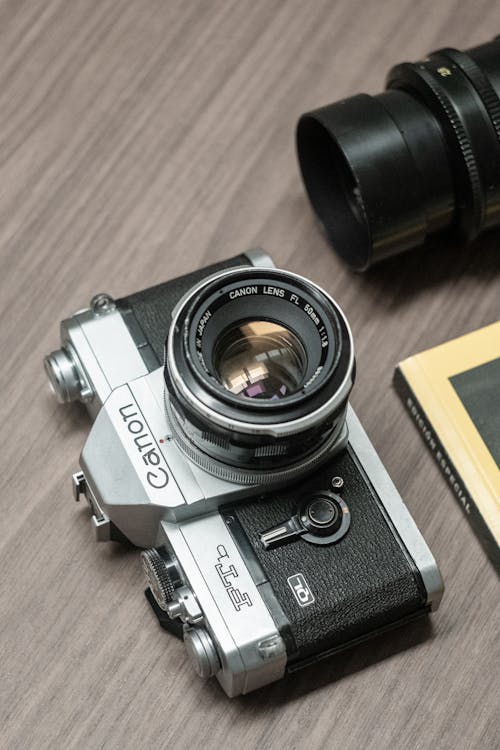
[165,266,354,485]
[212,320,307,400]
[296,37,500,269]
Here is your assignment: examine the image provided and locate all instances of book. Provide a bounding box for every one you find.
[394,321,500,571]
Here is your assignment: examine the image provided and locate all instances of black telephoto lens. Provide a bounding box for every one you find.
[296,36,500,270]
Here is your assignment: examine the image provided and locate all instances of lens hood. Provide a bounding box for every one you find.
[297,36,500,269]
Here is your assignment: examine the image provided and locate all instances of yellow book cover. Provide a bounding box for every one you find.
[394,321,500,571]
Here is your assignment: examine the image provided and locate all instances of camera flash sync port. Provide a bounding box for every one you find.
[331,476,344,490]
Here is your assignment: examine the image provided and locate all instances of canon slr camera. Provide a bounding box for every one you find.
[44,249,443,696]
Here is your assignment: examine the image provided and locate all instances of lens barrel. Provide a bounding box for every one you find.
[164,267,354,485]
[296,37,500,269]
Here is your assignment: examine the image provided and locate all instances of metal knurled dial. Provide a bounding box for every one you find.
[141,548,175,611]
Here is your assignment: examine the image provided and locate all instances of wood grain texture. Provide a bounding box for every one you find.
[1,1,499,748]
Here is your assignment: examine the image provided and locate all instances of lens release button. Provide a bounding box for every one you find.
[260,490,350,549]
[307,498,339,527]
[300,491,351,545]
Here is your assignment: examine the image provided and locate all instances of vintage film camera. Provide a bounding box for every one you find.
[44,250,443,696]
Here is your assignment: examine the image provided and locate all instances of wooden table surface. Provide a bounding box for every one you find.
[1,2,499,748]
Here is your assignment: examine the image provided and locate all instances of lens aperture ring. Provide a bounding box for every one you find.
[389,62,483,240]
[165,392,348,485]
[437,48,500,146]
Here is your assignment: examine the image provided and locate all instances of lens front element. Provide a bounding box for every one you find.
[213,320,307,400]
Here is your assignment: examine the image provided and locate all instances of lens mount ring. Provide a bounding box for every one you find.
[388,61,484,240]
[164,391,349,485]
[166,266,354,439]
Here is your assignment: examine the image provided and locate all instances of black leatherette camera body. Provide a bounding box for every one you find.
[114,253,428,669]
[117,253,251,371]
[45,250,443,695]
[229,449,427,668]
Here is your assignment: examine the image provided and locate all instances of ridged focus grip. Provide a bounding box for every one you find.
[117,252,254,368]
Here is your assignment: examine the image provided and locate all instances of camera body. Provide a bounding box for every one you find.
[45,250,443,696]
